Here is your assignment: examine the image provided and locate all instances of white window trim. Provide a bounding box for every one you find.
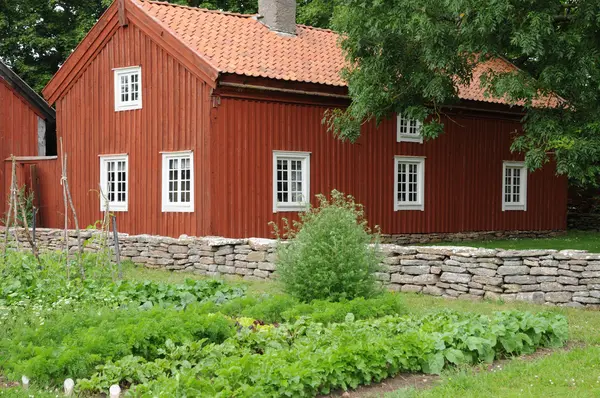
[272,151,311,213]
[394,156,425,211]
[99,154,129,212]
[502,161,527,211]
[161,151,195,213]
[114,66,142,112]
[396,114,423,143]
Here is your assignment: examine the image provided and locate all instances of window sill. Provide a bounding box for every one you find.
[503,205,527,212]
[397,135,423,144]
[115,104,142,112]
[394,203,424,211]
[274,204,309,213]
[101,204,128,212]
[162,206,195,213]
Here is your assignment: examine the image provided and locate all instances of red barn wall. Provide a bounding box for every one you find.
[0,80,41,222]
[54,24,212,236]
[210,95,567,238]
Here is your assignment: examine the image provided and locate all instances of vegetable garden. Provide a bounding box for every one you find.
[0,251,568,397]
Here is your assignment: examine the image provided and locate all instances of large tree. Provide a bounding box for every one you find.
[0,0,334,93]
[328,0,600,184]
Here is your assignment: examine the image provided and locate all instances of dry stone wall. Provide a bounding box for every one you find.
[4,228,600,308]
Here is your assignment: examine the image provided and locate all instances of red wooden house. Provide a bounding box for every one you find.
[40,0,567,240]
[0,61,56,224]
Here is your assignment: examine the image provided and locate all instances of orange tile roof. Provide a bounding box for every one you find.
[139,0,560,106]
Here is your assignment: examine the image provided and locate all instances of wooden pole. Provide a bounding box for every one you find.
[112,215,122,279]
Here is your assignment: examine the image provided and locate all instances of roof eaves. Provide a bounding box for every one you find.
[0,61,55,121]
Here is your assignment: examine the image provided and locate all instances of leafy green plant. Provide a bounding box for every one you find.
[272,190,382,302]
[78,310,568,396]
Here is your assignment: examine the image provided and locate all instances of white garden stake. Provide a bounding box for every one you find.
[109,384,121,398]
[21,375,29,389]
[64,378,75,396]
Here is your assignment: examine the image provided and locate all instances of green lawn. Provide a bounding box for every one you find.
[430,230,600,252]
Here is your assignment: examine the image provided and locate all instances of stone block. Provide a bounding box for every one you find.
[497,266,529,276]
[504,275,537,284]
[214,255,226,265]
[545,292,572,303]
[400,259,432,266]
[472,275,503,286]
[168,245,189,254]
[459,293,482,301]
[217,265,235,274]
[582,271,600,278]
[412,274,439,285]
[520,284,542,292]
[246,251,266,262]
[401,265,431,275]
[383,257,401,265]
[441,264,467,273]
[449,283,469,292]
[215,246,233,256]
[469,268,497,277]
[530,267,558,276]
[540,282,565,292]
[401,285,423,293]
[258,262,276,271]
[469,288,485,296]
[500,293,517,301]
[557,276,578,285]
[469,281,483,289]
[391,274,415,284]
[536,276,557,282]
[374,272,391,282]
[416,253,444,261]
[503,284,522,293]
[484,291,501,301]
[253,269,270,278]
[440,272,471,284]
[516,292,545,304]
[572,296,600,304]
[478,262,499,270]
[235,268,253,275]
[431,266,442,275]
[423,285,444,296]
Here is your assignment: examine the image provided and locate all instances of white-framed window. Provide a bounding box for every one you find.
[161,151,194,212]
[273,151,311,212]
[114,66,142,111]
[394,156,425,211]
[99,155,128,212]
[397,114,423,143]
[502,161,527,211]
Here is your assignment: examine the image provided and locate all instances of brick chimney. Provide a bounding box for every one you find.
[258,0,297,36]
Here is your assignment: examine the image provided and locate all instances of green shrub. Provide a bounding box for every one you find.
[272,190,382,302]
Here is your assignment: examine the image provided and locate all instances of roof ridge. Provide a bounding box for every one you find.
[142,0,255,18]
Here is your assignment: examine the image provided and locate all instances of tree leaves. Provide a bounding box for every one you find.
[331,0,600,183]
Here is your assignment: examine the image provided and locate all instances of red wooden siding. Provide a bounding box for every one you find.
[2,159,62,228]
[210,96,567,238]
[54,23,212,236]
[0,80,40,222]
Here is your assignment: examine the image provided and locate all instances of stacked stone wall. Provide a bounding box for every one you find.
[2,228,599,308]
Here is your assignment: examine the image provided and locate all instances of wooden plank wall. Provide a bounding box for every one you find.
[53,24,212,236]
[209,95,568,238]
[0,80,40,222]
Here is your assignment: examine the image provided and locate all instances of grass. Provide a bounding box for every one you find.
[430,230,600,252]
